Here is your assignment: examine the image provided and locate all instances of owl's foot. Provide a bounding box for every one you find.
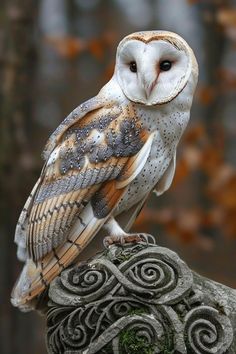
[103,218,156,248]
[103,233,148,248]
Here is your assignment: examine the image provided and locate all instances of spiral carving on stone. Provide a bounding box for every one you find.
[46,242,235,354]
[63,263,115,300]
[184,306,234,354]
[50,262,116,306]
[49,244,193,307]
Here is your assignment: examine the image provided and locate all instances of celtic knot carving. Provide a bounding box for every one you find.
[46,242,235,354]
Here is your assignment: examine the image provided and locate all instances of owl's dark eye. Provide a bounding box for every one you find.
[160,60,172,71]
[129,61,137,73]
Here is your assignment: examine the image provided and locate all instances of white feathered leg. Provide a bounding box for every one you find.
[103,217,147,247]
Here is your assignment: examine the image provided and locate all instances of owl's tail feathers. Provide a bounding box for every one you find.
[10,216,106,311]
[11,259,41,311]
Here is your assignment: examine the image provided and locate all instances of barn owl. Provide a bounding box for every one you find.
[11,31,198,311]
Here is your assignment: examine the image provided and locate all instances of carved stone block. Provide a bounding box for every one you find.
[46,240,236,353]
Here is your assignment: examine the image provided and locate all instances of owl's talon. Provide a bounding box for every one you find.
[103,234,147,248]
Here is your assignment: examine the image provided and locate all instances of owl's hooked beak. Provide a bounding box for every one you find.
[144,77,159,99]
[140,65,159,103]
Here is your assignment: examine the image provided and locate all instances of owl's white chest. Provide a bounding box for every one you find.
[115,103,189,214]
[115,131,172,213]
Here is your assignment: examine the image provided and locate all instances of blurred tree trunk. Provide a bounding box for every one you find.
[0,1,44,354]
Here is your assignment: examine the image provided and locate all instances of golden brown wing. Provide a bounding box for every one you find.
[27,103,129,261]
[14,96,103,262]
[11,101,153,308]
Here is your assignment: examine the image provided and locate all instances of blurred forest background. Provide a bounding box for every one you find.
[1,0,236,353]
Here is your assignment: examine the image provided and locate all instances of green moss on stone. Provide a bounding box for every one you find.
[119,329,155,354]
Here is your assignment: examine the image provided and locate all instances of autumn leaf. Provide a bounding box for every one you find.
[171,158,189,187]
[209,171,236,209]
[183,123,206,144]
[196,86,216,105]
[217,9,236,28]
[88,39,105,60]
[216,8,236,41]
[45,36,86,59]
[200,145,223,176]
[218,68,236,90]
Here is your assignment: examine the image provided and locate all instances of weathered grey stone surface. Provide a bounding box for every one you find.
[46,238,236,354]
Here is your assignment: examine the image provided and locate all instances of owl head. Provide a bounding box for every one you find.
[114,31,198,106]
